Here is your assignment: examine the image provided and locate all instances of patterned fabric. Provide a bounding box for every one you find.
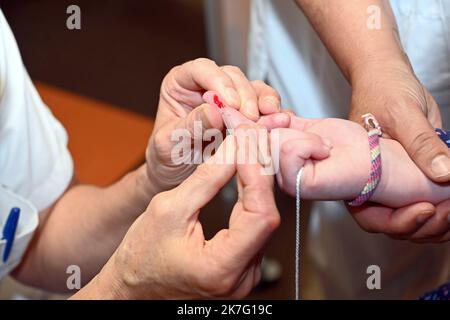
[436,128,450,147]
[418,129,450,300]
[420,282,450,300]
[348,129,382,206]
[348,128,450,207]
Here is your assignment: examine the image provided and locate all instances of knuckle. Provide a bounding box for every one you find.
[149,191,174,217]
[192,163,215,184]
[151,130,169,155]
[280,141,295,156]
[195,267,235,297]
[193,57,214,67]
[354,218,377,234]
[407,131,442,160]
[252,79,266,88]
[377,100,413,136]
[165,81,182,100]
[222,65,244,76]
[260,212,281,233]
[165,65,181,80]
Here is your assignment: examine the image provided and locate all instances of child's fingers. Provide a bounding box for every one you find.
[251,80,281,115]
[273,128,332,150]
[279,138,331,195]
[289,114,321,131]
[272,128,332,195]
[221,66,259,121]
[257,112,291,130]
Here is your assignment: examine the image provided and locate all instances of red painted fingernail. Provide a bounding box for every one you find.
[213,95,224,109]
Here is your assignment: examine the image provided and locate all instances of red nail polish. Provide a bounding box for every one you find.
[213,95,224,109]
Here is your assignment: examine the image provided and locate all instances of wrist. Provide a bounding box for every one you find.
[70,258,129,299]
[349,53,413,89]
[135,164,158,203]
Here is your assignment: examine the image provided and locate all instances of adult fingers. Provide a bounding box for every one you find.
[209,127,279,267]
[251,80,281,115]
[170,58,241,108]
[203,90,255,129]
[174,103,224,134]
[379,104,450,183]
[222,65,259,121]
[347,201,436,235]
[409,199,450,241]
[203,90,290,130]
[163,135,237,225]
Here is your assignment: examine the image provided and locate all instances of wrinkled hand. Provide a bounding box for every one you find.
[348,62,450,242]
[99,131,279,299]
[146,58,288,193]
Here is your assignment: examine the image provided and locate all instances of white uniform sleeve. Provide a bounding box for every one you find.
[0,9,73,212]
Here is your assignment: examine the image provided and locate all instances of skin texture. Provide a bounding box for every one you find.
[13,59,287,296]
[146,60,289,192]
[295,0,450,241]
[204,90,450,242]
[276,115,450,242]
[73,132,283,299]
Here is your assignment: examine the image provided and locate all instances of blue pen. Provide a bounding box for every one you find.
[2,207,20,263]
[436,128,450,148]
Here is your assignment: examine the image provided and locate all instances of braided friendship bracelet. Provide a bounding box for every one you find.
[348,114,382,207]
[347,121,450,206]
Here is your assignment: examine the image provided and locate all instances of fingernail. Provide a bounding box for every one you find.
[431,155,450,178]
[225,88,240,107]
[416,211,434,225]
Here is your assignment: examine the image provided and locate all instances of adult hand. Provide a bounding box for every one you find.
[293,0,450,241]
[146,58,288,194]
[79,132,280,299]
[347,62,450,242]
[349,62,449,182]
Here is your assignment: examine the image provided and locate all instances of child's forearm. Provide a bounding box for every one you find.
[371,138,450,208]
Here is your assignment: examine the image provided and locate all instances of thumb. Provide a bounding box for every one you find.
[206,129,279,266]
[175,103,224,134]
[387,111,450,183]
[170,135,237,223]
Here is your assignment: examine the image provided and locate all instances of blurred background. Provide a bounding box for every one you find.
[0,0,320,299]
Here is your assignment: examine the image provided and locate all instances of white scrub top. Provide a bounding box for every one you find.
[0,9,73,212]
[249,0,450,299]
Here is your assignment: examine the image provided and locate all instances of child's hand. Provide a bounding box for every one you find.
[272,128,332,196]
[286,116,450,242]
[274,116,372,201]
